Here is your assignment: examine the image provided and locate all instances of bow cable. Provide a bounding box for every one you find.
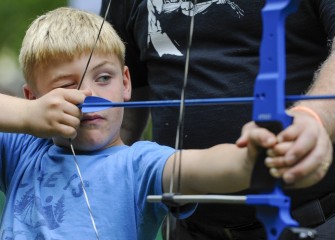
[69,1,112,239]
[166,1,197,239]
[169,0,196,195]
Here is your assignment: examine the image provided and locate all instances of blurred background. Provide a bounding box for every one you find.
[0,0,102,97]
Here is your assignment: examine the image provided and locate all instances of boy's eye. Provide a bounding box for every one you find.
[59,83,77,89]
[96,75,111,83]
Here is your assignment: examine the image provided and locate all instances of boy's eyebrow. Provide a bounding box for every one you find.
[91,60,117,71]
[53,61,117,81]
[52,73,77,82]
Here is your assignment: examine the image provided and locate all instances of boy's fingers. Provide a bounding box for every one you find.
[63,101,83,119]
[60,114,81,130]
[236,121,258,147]
[61,89,89,105]
[236,134,248,147]
[57,124,78,139]
[268,141,293,157]
[249,128,277,148]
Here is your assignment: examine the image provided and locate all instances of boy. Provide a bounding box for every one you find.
[0,7,329,240]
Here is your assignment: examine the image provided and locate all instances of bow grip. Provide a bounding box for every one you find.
[251,0,301,191]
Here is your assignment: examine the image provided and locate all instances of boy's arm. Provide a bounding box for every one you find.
[163,145,251,194]
[0,88,88,139]
[162,128,276,194]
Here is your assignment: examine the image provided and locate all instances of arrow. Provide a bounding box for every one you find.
[79,95,335,113]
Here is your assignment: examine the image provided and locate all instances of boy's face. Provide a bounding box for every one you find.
[23,53,131,151]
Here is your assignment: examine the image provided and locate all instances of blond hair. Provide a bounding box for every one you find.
[19,7,125,84]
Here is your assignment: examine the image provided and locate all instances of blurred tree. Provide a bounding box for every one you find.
[0,0,67,55]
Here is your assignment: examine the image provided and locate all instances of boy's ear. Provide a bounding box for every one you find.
[22,84,37,100]
[123,66,132,102]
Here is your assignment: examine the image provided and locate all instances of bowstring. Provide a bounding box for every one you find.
[166,1,197,239]
[68,1,112,239]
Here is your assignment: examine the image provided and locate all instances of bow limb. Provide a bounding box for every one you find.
[251,0,299,191]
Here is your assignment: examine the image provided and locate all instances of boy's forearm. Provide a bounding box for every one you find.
[0,94,30,133]
[163,144,252,194]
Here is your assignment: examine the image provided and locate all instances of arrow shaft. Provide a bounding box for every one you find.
[80,95,335,109]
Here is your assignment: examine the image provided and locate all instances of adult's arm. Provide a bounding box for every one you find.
[300,42,335,140]
[261,44,335,184]
[290,0,335,140]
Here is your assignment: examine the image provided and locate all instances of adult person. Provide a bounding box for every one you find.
[101,0,335,239]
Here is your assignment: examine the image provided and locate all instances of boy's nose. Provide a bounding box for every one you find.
[79,82,95,95]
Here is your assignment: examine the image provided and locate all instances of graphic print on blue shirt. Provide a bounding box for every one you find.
[13,171,88,232]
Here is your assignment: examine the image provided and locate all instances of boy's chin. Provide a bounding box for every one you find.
[52,136,109,152]
[52,137,71,148]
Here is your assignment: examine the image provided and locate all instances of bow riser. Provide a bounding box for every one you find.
[253,0,301,129]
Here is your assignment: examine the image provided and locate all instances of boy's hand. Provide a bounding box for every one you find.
[236,121,277,165]
[25,88,90,139]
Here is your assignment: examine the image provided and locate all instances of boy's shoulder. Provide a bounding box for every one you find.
[130,141,175,153]
[127,140,175,162]
[1,132,50,151]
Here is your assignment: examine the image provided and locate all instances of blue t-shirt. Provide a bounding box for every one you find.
[0,133,191,239]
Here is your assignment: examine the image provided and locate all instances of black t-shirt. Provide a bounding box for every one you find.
[103,0,335,228]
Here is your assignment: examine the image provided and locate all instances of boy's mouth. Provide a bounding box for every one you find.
[81,114,104,124]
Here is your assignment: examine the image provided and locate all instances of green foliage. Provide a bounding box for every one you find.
[0,0,67,55]
[142,117,153,140]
